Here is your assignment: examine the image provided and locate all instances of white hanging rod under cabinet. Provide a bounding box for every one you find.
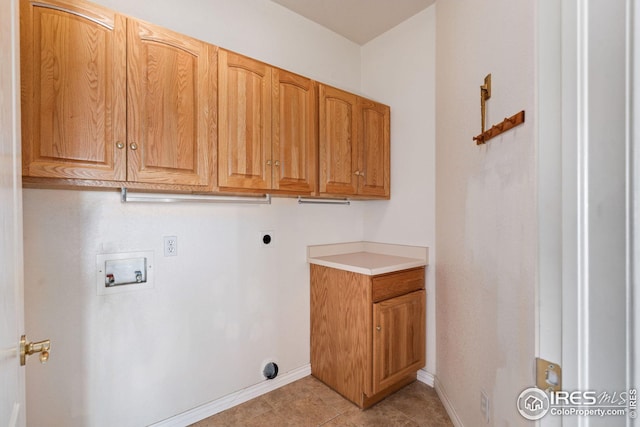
[297,197,350,205]
[120,188,271,205]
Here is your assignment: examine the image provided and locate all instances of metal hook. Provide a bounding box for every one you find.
[480,74,492,133]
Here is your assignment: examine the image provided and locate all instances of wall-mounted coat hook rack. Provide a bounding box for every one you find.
[474,110,526,145]
[473,74,525,145]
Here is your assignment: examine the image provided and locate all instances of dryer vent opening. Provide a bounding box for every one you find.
[263,362,278,380]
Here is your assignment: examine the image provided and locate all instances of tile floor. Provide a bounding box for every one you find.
[190,376,453,427]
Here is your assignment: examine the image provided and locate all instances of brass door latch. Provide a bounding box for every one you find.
[20,335,51,366]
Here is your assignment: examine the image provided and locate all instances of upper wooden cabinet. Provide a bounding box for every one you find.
[319,84,390,199]
[20,0,215,189]
[218,49,317,194]
[126,19,214,187]
[20,0,389,199]
[21,0,127,181]
[218,50,272,190]
[318,85,358,196]
[272,68,317,194]
[359,98,391,198]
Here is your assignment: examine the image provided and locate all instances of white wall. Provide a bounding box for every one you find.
[97,0,362,93]
[435,0,536,425]
[24,192,364,426]
[22,1,365,426]
[361,6,436,375]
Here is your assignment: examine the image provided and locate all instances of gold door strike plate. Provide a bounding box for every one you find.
[536,357,561,392]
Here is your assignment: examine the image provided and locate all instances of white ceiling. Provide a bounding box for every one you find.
[270,0,436,45]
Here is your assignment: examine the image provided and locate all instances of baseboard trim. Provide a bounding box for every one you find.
[416,368,435,387]
[149,364,312,427]
[434,376,464,427]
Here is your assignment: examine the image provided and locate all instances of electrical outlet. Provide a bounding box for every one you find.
[480,390,490,423]
[164,236,177,257]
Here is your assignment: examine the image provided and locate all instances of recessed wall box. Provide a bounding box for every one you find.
[96,251,154,295]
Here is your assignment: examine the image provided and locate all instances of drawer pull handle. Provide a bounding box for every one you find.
[376,326,381,332]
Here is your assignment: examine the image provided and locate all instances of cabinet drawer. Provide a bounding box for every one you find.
[372,267,425,302]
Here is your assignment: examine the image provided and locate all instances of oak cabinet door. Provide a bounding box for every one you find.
[127,18,213,187]
[358,98,390,198]
[272,69,317,194]
[218,49,272,190]
[372,290,426,394]
[318,84,359,196]
[21,0,127,180]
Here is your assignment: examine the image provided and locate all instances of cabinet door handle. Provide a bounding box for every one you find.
[354,170,360,176]
[274,160,280,167]
[116,142,125,149]
[376,326,381,331]
[129,142,138,151]
[266,160,272,166]
[359,171,365,177]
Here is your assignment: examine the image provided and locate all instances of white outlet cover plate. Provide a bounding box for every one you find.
[164,235,178,257]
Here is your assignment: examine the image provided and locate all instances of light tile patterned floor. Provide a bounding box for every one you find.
[190,376,453,427]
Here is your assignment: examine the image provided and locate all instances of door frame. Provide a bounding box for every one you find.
[537,1,636,426]
[629,0,639,421]
[0,0,26,425]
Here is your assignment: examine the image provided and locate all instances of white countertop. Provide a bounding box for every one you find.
[307,242,428,276]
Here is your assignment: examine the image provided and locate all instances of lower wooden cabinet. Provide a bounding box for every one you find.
[310,265,426,408]
[372,290,426,394]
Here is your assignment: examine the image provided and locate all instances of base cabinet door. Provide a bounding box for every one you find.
[372,289,426,394]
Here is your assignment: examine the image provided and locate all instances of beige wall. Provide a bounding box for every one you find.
[435,0,536,425]
[22,1,440,426]
[361,6,436,375]
[22,1,365,426]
